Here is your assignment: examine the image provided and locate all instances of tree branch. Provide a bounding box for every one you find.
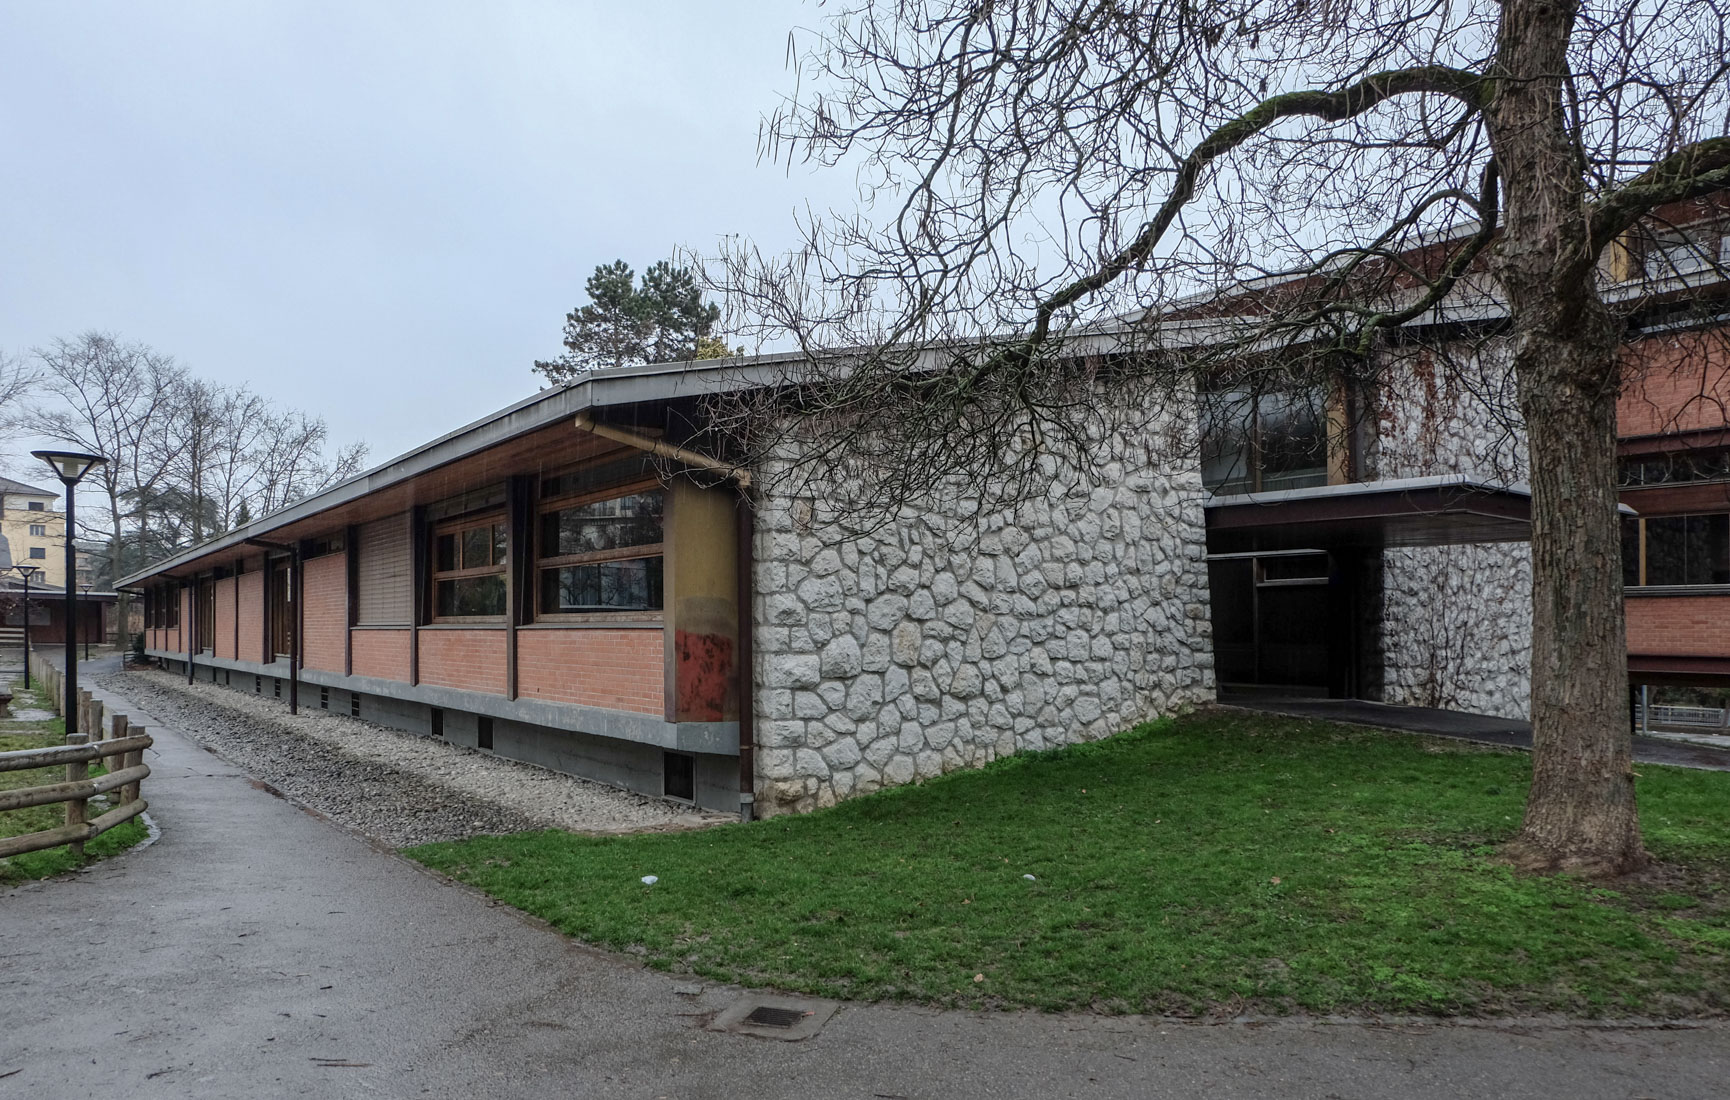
[1589,136,1730,255]
[1020,65,1487,351]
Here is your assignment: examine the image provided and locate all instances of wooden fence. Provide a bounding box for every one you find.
[1,654,152,861]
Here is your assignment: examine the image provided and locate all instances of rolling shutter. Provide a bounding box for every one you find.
[356,513,412,625]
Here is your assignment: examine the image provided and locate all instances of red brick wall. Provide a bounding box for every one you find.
[1619,333,1730,438]
[518,628,665,715]
[1627,594,1730,657]
[419,629,508,695]
[351,628,411,682]
[303,552,347,673]
[238,572,265,663]
[214,576,236,660]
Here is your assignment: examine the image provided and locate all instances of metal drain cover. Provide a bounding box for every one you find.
[709,994,839,1041]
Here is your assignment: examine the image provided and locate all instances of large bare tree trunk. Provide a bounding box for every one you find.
[1488,0,1647,875]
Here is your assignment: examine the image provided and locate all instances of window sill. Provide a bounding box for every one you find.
[521,616,664,629]
[1625,585,1730,597]
[422,621,508,630]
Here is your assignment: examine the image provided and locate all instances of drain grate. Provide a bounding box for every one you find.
[709,995,839,1041]
[744,1005,807,1029]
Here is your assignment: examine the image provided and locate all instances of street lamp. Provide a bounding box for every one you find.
[32,450,106,737]
[6,564,41,688]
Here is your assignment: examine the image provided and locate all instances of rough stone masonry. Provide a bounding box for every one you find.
[748,417,1217,816]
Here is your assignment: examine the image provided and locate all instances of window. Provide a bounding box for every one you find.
[269,559,293,656]
[1624,513,1730,586]
[431,515,507,618]
[28,524,45,537]
[1637,223,1730,282]
[536,482,664,616]
[26,501,43,511]
[27,547,44,559]
[197,576,215,651]
[1200,386,1330,494]
[1620,448,1730,487]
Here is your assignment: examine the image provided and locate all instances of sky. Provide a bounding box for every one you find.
[0,0,850,469]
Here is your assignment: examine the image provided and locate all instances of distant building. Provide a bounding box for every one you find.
[0,476,71,588]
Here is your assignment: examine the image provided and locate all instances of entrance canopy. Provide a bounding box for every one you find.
[1205,475,1539,555]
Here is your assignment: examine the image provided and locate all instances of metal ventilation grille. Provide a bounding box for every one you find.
[743,1006,806,1029]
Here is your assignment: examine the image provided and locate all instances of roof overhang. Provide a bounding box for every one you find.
[1627,653,1730,686]
[1204,475,1546,553]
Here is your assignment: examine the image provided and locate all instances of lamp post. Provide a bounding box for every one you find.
[7,564,40,688]
[32,450,106,737]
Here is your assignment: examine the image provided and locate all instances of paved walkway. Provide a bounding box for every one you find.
[1221,693,1730,771]
[2,663,1727,1098]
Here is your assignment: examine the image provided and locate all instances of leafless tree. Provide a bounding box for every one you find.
[245,409,367,518]
[0,349,43,458]
[715,0,1730,874]
[35,332,186,622]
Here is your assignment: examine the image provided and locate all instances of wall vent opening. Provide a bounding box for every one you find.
[431,707,444,739]
[477,716,493,751]
[273,679,281,699]
[664,751,696,803]
[350,693,361,718]
[320,686,330,709]
[255,675,262,693]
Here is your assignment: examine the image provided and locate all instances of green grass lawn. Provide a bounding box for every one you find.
[0,681,149,884]
[407,711,1730,1016]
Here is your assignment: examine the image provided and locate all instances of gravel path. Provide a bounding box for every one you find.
[97,668,726,847]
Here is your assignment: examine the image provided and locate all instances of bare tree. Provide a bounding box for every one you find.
[0,349,42,457]
[246,409,367,518]
[718,0,1730,875]
[35,332,186,625]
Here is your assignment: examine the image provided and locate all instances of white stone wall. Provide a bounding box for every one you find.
[1371,344,1532,720]
[750,423,1215,815]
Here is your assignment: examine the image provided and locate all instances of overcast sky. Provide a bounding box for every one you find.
[0,1,848,469]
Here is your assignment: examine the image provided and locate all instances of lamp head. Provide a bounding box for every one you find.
[31,449,107,485]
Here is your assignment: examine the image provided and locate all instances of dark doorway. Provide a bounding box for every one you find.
[1208,551,1361,698]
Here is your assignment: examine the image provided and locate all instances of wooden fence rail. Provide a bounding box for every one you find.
[3,659,152,861]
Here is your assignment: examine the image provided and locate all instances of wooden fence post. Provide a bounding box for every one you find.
[122,726,144,806]
[64,732,89,858]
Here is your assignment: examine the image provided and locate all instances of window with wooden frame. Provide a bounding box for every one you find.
[197,576,215,651]
[1623,512,1730,587]
[536,467,664,618]
[431,514,508,619]
[268,559,293,656]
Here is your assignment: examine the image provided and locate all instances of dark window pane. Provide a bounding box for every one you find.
[541,492,664,557]
[1257,390,1328,491]
[539,557,663,613]
[436,534,457,572]
[1643,514,1730,585]
[493,523,507,565]
[461,526,490,570]
[436,574,507,617]
[1200,390,1255,493]
[1622,516,1641,587]
[541,455,659,500]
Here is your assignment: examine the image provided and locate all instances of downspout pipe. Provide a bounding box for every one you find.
[735,487,755,823]
[572,412,752,488]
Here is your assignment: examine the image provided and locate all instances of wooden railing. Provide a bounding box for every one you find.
[3,653,153,860]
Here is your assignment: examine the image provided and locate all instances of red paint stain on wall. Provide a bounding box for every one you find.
[675,630,734,722]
